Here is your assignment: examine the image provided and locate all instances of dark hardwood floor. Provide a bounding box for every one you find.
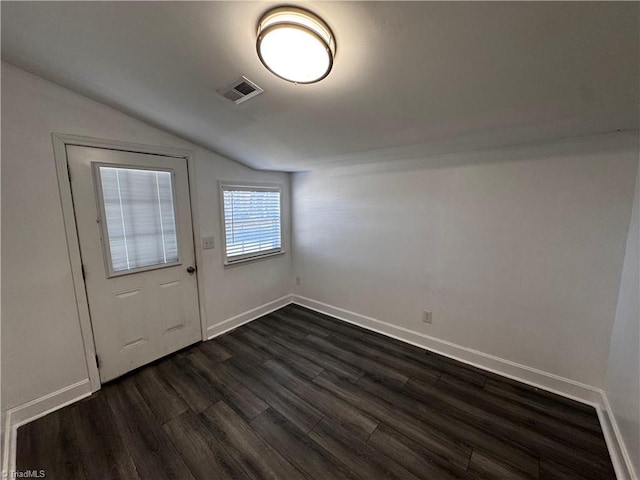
[17,304,616,479]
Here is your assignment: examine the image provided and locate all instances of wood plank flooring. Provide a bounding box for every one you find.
[16,304,616,479]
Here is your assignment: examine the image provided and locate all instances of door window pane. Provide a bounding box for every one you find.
[98,166,179,273]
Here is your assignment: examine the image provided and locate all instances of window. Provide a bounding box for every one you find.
[221,183,282,264]
[97,166,180,275]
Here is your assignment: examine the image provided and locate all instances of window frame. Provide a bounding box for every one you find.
[92,162,183,278]
[219,181,284,266]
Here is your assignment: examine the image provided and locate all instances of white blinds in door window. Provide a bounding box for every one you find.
[222,184,282,263]
[98,166,179,274]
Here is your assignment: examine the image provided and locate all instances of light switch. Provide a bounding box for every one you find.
[202,236,215,249]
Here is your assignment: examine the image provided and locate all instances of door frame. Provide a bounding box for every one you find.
[52,133,207,393]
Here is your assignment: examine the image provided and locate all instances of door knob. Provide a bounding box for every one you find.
[186,266,196,274]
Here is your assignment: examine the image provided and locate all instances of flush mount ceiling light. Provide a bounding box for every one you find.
[256,7,336,84]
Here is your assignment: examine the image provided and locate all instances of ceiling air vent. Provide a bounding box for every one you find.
[217,76,264,105]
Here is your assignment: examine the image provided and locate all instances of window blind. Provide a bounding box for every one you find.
[222,185,282,262]
[99,166,179,273]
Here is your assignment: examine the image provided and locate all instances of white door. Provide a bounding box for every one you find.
[67,145,201,383]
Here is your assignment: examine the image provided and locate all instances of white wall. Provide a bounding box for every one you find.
[1,62,292,419]
[605,158,639,479]
[292,134,638,389]
[2,58,639,474]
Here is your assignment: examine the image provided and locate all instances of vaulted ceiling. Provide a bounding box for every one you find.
[2,2,638,171]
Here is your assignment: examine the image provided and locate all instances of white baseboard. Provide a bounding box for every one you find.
[1,295,294,476]
[597,392,638,480]
[3,296,635,480]
[207,294,294,339]
[292,295,601,404]
[292,295,638,480]
[2,379,92,477]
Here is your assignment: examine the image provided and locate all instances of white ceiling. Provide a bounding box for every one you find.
[2,1,638,171]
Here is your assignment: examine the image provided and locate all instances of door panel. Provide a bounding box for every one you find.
[159,279,188,334]
[67,145,201,382]
[114,287,149,349]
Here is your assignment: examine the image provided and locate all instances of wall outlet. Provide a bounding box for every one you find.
[423,310,432,324]
[202,236,215,249]
[296,276,301,286]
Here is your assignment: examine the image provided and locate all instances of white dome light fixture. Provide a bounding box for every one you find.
[257,7,336,84]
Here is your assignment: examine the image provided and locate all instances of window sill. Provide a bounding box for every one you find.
[223,250,286,267]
